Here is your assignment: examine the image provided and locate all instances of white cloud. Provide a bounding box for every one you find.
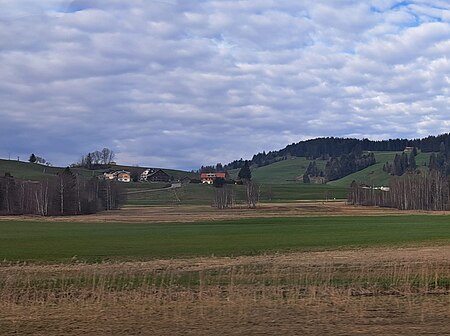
[1,1,450,169]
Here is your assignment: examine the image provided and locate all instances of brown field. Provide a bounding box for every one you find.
[1,201,447,223]
[1,246,449,335]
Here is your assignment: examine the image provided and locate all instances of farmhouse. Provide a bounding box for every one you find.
[102,170,131,183]
[140,169,171,182]
[200,172,227,184]
[116,170,131,183]
[103,172,116,180]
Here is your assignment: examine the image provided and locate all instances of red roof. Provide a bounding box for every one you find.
[200,172,227,179]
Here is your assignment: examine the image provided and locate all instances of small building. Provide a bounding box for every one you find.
[116,170,131,183]
[404,147,415,153]
[139,169,153,181]
[361,185,390,192]
[102,170,131,183]
[200,172,227,184]
[103,171,116,180]
[140,169,171,183]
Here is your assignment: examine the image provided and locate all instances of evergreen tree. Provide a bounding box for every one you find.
[409,152,417,170]
[213,177,226,188]
[439,142,446,155]
[238,161,252,181]
[58,167,78,215]
[302,173,310,183]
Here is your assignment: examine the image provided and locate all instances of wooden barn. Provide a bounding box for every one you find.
[140,169,171,183]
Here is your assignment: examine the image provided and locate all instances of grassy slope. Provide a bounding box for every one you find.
[328,152,398,188]
[229,157,327,183]
[228,157,347,201]
[0,159,195,181]
[0,159,67,180]
[251,157,326,184]
[1,216,449,262]
[233,152,431,191]
[330,151,432,187]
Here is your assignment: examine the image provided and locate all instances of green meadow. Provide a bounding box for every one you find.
[1,215,449,263]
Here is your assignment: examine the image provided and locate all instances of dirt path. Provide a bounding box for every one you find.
[124,183,181,195]
[1,201,446,224]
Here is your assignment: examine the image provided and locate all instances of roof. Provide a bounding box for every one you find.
[200,172,227,178]
[147,169,170,177]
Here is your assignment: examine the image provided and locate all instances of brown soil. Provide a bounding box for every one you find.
[2,297,449,336]
[1,201,446,223]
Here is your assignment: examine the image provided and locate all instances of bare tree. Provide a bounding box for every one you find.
[0,172,125,216]
[213,185,232,209]
[244,180,258,208]
[348,172,449,211]
[101,148,115,166]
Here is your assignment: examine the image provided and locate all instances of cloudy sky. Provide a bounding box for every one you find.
[1,0,450,169]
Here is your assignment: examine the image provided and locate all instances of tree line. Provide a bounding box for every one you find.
[348,172,449,211]
[325,152,376,181]
[383,150,417,176]
[0,168,124,216]
[72,148,115,170]
[302,161,324,183]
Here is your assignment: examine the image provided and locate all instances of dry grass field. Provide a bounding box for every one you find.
[1,246,450,335]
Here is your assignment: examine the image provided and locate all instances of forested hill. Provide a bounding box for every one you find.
[225,133,450,170]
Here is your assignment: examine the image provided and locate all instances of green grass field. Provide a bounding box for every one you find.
[125,182,348,206]
[251,157,327,184]
[1,216,449,262]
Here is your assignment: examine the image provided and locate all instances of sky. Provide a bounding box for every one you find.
[1,0,450,170]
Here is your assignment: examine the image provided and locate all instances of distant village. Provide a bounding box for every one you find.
[102,168,172,183]
[102,168,228,185]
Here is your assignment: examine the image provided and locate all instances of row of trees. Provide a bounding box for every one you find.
[0,168,124,216]
[325,152,376,181]
[302,161,324,183]
[73,148,115,170]
[28,154,51,166]
[428,142,450,175]
[199,163,225,173]
[348,172,449,211]
[383,151,417,176]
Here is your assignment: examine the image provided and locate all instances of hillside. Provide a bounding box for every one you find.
[0,159,196,182]
[225,133,450,170]
[0,159,95,180]
[229,151,432,190]
[229,157,326,184]
[330,151,431,187]
[0,151,432,206]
